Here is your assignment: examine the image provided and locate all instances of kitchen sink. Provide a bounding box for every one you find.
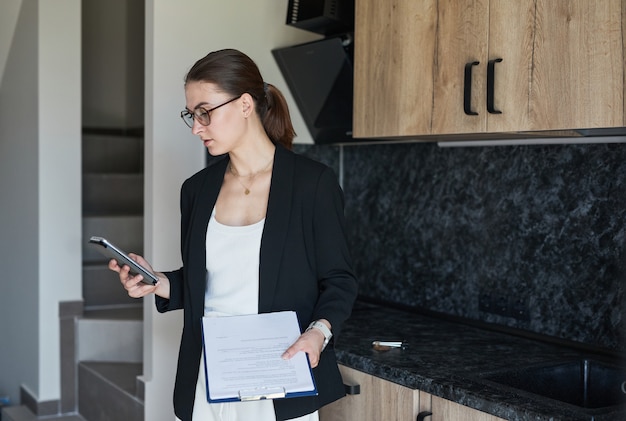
[483,359,626,410]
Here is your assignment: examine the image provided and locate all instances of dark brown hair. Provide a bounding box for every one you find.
[185,49,295,149]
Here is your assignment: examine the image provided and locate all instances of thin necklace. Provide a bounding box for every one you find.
[229,158,274,195]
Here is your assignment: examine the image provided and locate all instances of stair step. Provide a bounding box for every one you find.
[82,133,143,174]
[83,173,144,216]
[78,362,143,421]
[77,317,142,363]
[82,215,144,263]
[83,306,143,320]
[76,128,146,421]
[0,405,85,420]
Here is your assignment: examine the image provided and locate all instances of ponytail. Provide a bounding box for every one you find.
[261,83,295,150]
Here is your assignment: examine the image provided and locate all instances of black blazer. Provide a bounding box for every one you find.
[156,144,358,421]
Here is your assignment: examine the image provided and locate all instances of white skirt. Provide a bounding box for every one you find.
[175,353,319,421]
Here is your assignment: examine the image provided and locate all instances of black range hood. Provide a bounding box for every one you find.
[286,0,354,36]
[272,34,354,144]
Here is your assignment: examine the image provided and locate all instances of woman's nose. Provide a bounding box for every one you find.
[191,118,203,136]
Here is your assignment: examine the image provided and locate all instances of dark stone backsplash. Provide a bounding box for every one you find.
[294,141,625,353]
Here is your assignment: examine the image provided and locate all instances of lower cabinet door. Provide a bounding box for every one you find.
[319,365,507,421]
[431,395,505,421]
[319,365,421,421]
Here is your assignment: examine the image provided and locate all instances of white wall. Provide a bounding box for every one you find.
[0,0,21,83]
[0,0,82,406]
[37,0,82,401]
[143,1,320,419]
[0,0,39,405]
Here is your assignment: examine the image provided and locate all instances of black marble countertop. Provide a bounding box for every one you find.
[334,301,626,421]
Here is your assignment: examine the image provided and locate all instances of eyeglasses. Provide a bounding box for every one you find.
[180,95,242,128]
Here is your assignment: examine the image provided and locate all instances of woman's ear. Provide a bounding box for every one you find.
[240,92,255,118]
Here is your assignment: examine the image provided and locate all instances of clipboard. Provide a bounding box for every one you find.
[201,311,318,403]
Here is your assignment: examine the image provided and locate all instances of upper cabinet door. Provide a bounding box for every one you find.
[353,0,626,139]
[482,1,536,133]
[487,0,625,133]
[353,0,438,138]
[431,0,490,135]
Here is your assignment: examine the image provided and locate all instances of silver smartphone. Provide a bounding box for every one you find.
[88,236,159,285]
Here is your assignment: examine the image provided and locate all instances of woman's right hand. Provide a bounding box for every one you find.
[108,253,170,300]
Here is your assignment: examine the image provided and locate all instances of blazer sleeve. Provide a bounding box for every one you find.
[309,166,358,337]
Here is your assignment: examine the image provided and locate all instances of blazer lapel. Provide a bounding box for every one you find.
[258,145,294,312]
[188,157,228,322]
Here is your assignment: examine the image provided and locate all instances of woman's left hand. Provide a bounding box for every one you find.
[281,320,330,368]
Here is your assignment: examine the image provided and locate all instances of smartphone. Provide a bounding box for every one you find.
[88,236,159,285]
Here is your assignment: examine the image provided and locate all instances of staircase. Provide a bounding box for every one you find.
[2,130,147,421]
[78,129,146,421]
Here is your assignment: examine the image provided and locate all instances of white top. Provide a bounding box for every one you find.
[204,209,264,316]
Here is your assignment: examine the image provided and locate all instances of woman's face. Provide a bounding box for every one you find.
[184,81,246,156]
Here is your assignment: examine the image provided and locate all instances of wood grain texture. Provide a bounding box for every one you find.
[489,0,625,132]
[431,0,489,134]
[319,365,507,421]
[484,0,536,132]
[353,0,437,138]
[318,365,420,420]
[353,0,626,139]
[431,395,506,421]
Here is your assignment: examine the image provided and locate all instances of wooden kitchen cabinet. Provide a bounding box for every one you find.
[353,0,626,139]
[319,365,505,421]
[318,365,425,420]
[429,395,505,421]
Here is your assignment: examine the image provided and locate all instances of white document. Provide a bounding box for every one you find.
[202,311,317,402]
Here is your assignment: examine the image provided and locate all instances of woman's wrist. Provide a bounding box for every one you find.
[306,319,333,351]
[154,272,170,299]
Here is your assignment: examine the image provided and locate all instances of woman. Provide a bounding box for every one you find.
[109,49,358,421]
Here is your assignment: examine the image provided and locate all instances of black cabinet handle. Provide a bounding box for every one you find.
[463,61,480,115]
[487,58,503,114]
[417,411,432,421]
[344,382,360,395]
